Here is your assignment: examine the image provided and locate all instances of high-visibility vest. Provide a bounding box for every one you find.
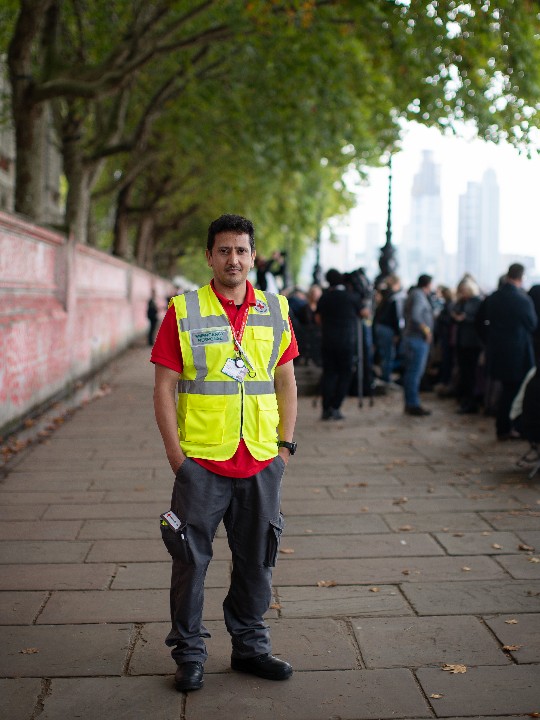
[170,284,291,460]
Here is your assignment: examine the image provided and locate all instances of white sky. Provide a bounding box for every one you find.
[347,121,540,272]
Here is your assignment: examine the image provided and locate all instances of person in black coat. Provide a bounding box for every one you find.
[452,276,483,413]
[484,263,538,439]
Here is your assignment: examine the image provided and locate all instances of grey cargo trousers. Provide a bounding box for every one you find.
[161,455,286,665]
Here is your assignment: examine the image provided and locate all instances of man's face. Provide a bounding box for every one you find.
[206,231,255,289]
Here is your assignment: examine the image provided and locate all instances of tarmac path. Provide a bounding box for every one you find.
[1,344,539,719]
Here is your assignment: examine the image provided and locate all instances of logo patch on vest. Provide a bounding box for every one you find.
[190,327,231,346]
[253,299,269,314]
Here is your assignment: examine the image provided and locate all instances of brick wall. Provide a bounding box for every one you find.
[0,212,176,432]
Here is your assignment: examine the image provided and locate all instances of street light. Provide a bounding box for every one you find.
[377,154,398,283]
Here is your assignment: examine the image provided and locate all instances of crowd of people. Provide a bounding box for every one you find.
[261,260,539,447]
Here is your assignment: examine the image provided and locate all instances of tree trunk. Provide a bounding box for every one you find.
[11,99,47,220]
[135,214,155,268]
[112,185,133,258]
[63,133,91,244]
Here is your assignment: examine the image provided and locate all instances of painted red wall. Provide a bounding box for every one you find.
[0,212,175,431]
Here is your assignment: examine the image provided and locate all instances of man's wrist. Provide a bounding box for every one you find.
[277,440,297,455]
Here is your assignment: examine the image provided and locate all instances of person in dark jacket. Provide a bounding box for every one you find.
[452,276,483,413]
[373,274,404,383]
[529,284,540,360]
[316,269,362,420]
[402,274,434,416]
[484,263,538,439]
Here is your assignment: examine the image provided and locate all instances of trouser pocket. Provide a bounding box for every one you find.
[264,512,284,567]
[160,520,194,564]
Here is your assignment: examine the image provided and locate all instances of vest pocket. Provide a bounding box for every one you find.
[160,520,193,564]
[264,513,284,567]
[256,394,280,442]
[184,395,227,444]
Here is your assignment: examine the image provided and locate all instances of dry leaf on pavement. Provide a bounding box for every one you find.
[19,648,39,654]
[279,548,295,554]
[369,587,380,592]
[430,693,444,699]
[528,557,540,563]
[442,664,467,674]
[462,566,472,572]
[502,644,523,651]
[317,580,337,587]
[505,619,519,624]
[518,543,534,552]
[492,543,503,549]
[269,602,281,610]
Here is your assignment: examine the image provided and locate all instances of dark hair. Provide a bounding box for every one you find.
[507,263,525,281]
[326,268,343,287]
[417,274,433,288]
[207,214,255,253]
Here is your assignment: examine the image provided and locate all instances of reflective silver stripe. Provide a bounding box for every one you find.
[244,381,275,395]
[265,293,287,373]
[247,314,275,327]
[178,379,239,395]
[179,291,229,333]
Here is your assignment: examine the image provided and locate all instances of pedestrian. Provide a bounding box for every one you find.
[151,213,298,691]
[451,276,483,414]
[402,274,434,416]
[484,263,537,440]
[373,274,403,383]
[146,289,158,346]
[315,268,363,420]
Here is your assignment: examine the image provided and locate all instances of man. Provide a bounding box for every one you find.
[152,214,298,691]
[146,289,158,346]
[402,274,434,416]
[484,263,537,439]
[315,268,363,420]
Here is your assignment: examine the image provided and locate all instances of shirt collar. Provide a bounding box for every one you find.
[210,279,256,307]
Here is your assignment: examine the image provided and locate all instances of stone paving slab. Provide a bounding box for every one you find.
[328,484,463,499]
[0,540,92,564]
[130,618,359,675]
[0,478,92,492]
[415,665,540,717]
[277,585,413,618]
[111,560,230,590]
[0,520,83,540]
[186,669,431,720]
[284,513,390,535]
[282,498,407,514]
[0,624,132,676]
[494,553,540,579]
[402,580,540,615]
[0,678,42,720]
[37,588,278,624]
[0,563,115,590]
[515,529,540,549]
[289,471,403,487]
[483,613,540,663]
[0,505,48,520]
[272,555,506,586]
[42,501,167,520]
[86,539,168,563]
[382,511,494,532]
[0,591,46,624]
[277,533,445,558]
[480,510,540,531]
[433,531,524,555]
[78,518,157,539]
[102,490,172,503]
[39,676,179,720]
[352,616,508,668]
[399,497,523,513]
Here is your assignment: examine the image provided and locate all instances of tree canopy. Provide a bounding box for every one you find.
[1,0,539,281]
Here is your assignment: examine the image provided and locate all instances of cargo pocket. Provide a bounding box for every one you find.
[160,520,194,564]
[264,512,284,567]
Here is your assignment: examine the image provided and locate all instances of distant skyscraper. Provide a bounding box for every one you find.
[457,169,499,291]
[401,150,445,285]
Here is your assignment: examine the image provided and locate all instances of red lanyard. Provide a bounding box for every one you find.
[228,306,249,353]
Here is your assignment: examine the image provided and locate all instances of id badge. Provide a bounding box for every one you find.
[222,357,248,382]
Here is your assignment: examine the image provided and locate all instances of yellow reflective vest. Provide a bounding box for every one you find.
[170,284,291,461]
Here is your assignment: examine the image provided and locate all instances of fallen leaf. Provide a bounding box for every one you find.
[304,529,313,534]
[19,648,39,654]
[528,557,540,563]
[442,663,467,674]
[502,644,523,651]
[399,525,414,531]
[402,569,410,575]
[518,544,534,552]
[505,619,518,624]
[492,543,503,550]
[453,533,464,537]
[269,602,281,610]
[369,587,380,593]
[430,693,444,699]
[393,497,408,505]
[279,548,295,554]
[311,488,322,494]
[317,580,337,587]
[528,713,540,718]
[462,566,472,572]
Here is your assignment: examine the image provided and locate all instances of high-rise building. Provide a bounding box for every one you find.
[401,150,445,286]
[457,169,500,291]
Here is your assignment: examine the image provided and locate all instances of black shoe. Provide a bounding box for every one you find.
[404,405,431,416]
[174,661,204,691]
[457,405,478,415]
[231,653,293,680]
[331,409,345,420]
[321,410,333,420]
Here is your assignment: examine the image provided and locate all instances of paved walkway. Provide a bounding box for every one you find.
[1,344,539,719]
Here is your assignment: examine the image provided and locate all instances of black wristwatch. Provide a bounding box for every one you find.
[277,440,297,455]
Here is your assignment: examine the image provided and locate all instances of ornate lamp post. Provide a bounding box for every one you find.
[377,154,398,283]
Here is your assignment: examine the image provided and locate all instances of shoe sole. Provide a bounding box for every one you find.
[174,681,203,692]
[231,662,292,681]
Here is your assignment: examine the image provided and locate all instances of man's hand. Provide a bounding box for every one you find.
[278,447,290,465]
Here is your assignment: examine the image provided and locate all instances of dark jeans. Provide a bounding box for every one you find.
[162,456,285,665]
[456,346,482,409]
[374,323,396,382]
[321,346,354,412]
[496,380,522,436]
[402,336,430,408]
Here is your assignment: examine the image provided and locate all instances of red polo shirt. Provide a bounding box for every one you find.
[151,281,299,477]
